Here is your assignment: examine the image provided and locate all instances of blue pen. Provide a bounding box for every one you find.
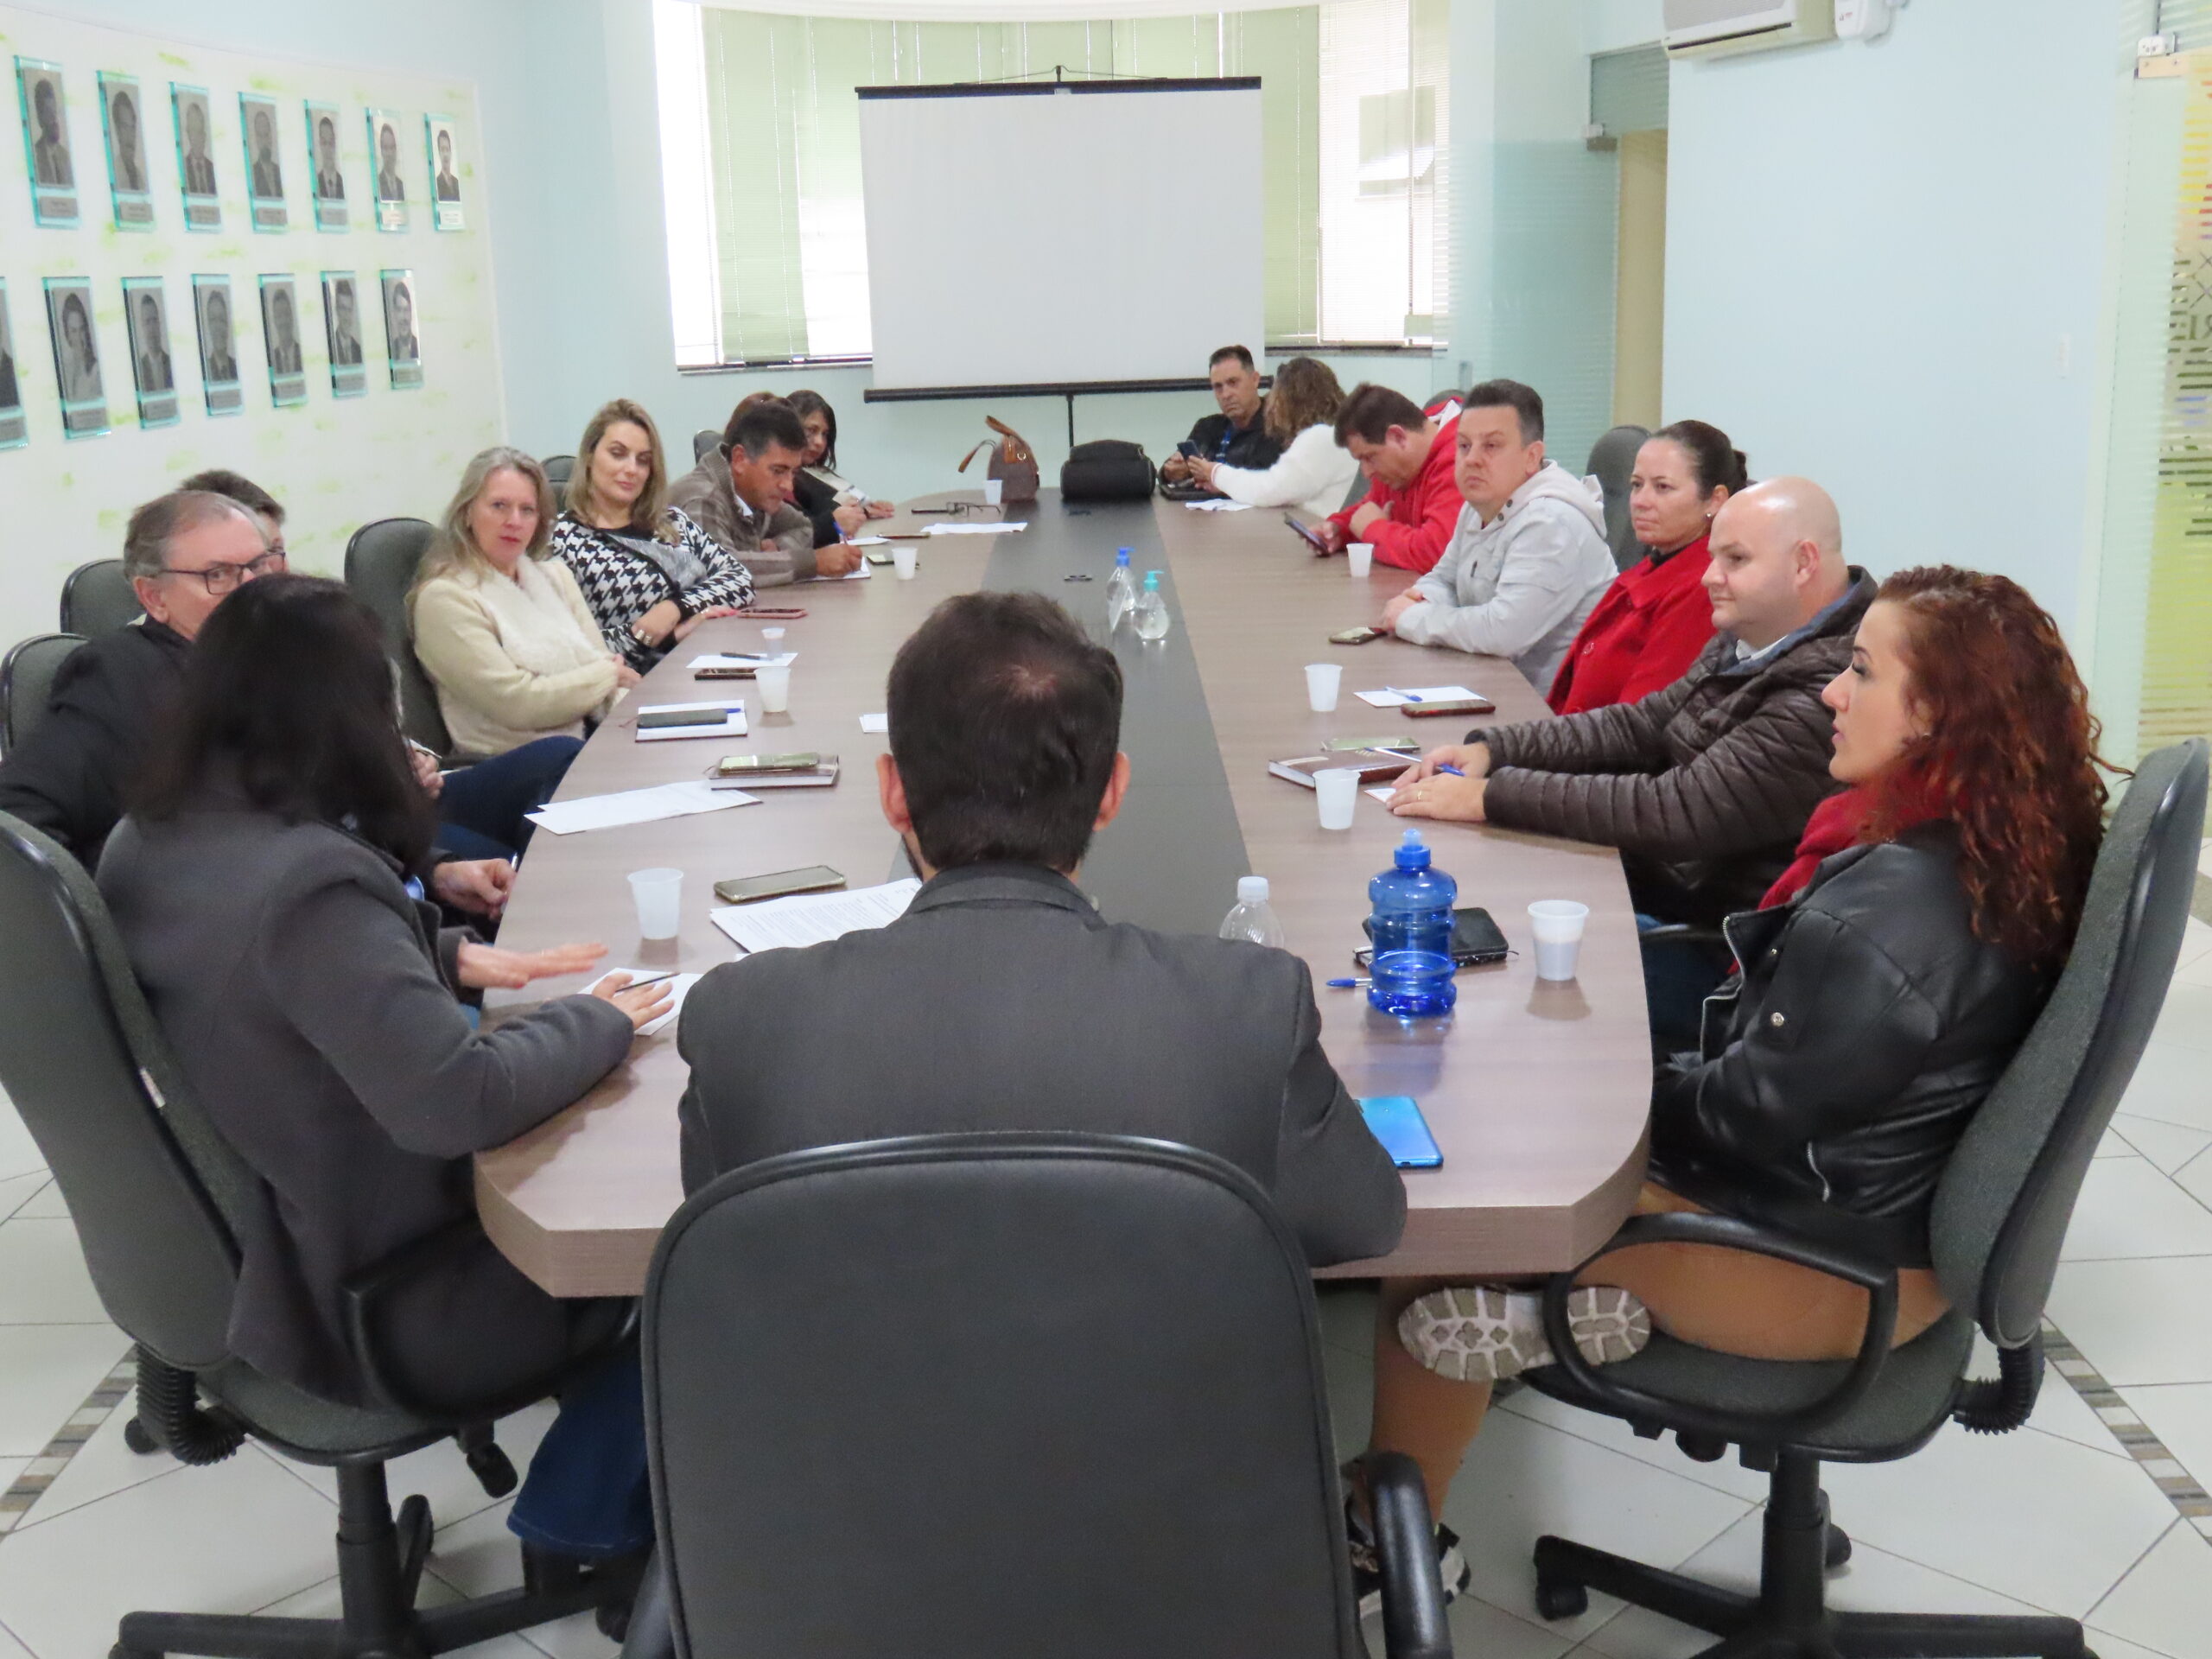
[1384,687,1424,702]
[1434,763,1466,778]
[1325,977,1372,989]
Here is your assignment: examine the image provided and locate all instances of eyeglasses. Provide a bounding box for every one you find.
[157,550,287,595]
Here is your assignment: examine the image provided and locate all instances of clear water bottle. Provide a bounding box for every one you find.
[1367,829,1458,1018]
[1132,570,1171,641]
[1219,875,1285,948]
[1105,546,1136,632]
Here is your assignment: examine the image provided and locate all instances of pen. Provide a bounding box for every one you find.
[613,969,682,991]
[1385,687,1424,702]
[1435,764,1466,778]
[1325,977,1373,989]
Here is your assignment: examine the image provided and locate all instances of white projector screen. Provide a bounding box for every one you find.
[858,81,1265,392]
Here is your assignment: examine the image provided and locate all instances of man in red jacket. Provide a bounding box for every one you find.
[1317,384,1464,575]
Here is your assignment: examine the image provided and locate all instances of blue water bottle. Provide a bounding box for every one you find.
[1367,829,1458,1017]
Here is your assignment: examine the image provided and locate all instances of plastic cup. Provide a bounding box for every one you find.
[754,664,791,714]
[982,479,1004,507]
[1314,768,1359,831]
[893,544,918,580]
[1528,899,1590,982]
[760,626,785,645]
[1305,662,1343,713]
[628,868,683,942]
[1347,544,1374,580]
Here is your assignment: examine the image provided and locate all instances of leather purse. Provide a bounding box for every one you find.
[960,417,1040,503]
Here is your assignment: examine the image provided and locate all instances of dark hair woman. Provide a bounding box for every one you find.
[100,574,671,1567]
[787,387,892,547]
[1548,416,1750,716]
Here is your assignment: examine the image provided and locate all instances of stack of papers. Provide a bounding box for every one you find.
[635,701,748,741]
[709,878,921,954]
[526,779,760,836]
[1354,684,1481,709]
[922,521,1027,537]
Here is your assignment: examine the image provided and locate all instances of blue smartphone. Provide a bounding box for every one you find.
[1358,1095,1443,1169]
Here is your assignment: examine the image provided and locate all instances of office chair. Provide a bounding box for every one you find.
[692,428,719,464]
[634,1133,1452,1659]
[0,633,83,757]
[1518,737,2208,1659]
[341,517,456,758]
[1585,424,1649,570]
[60,558,145,636]
[541,454,575,491]
[0,811,633,1657]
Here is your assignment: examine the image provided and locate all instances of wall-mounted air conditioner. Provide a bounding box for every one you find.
[1662,0,1836,60]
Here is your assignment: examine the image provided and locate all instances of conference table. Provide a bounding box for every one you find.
[477,489,1651,1297]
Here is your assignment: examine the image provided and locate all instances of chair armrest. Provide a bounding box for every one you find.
[1369,1451,1453,1659]
[1637,923,1725,948]
[1540,1210,1898,1445]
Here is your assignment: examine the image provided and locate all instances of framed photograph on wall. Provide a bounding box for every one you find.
[98,72,154,229]
[239,93,286,232]
[367,107,407,232]
[16,59,79,227]
[121,276,179,429]
[306,100,346,232]
[379,269,422,389]
[171,84,219,230]
[321,271,365,398]
[258,275,308,406]
[43,276,107,438]
[425,114,463,232]
[191,275,243,416]
[0,280,27,448]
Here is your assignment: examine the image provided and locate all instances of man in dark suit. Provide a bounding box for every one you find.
[200,289,238,383]
[249,106,282,198]
[678,590,1405,1268]
[133,294,172,392]
[181,99,216,194]
[434,128,461,200]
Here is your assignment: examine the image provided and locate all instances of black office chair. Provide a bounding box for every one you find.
[541,454,575,491]
[691,428,719,465]
[341,517,455,758]
[1519,738,2209,1659]
[1585,424,1649,570]
[0,810,632,1657]
[61,558,145,635]
[636,1134,1451,1659]
[0,632,84,756]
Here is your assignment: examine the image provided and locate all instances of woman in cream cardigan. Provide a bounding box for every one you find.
[1185,355,1359,519]
[410,448,640,757]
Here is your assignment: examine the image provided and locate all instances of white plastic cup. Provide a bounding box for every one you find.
[760,626,785,645]
[1528,899,1591,982]
[1305,662,1343,713]
[982,479,1004,507]
[628,868,683,942]
[1347,543,1374,580]
[893,544,918,580]
[1314,768,1359,831]
[754,664,791,714]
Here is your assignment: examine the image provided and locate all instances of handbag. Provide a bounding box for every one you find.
[1059,439,1157,502]
[959,417,1040,504]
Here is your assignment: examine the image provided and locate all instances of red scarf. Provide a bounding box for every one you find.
[1760,780,1945,911]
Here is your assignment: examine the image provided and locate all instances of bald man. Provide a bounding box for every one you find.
[1389,477,1872,935]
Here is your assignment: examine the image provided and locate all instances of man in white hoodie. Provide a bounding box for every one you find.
[1379,380,1615,692]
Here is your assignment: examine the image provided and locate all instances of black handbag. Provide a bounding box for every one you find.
[1059,439,1156,502]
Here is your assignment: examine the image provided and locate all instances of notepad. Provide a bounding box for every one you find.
[598,969,702,1037]
[709,878,922,954]
[1354,684,1479,709]
[858,713,890,734]
[526,780,760,836]
[634,701,748,741]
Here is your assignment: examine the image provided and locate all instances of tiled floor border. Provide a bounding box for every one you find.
[0,1354,135,1535]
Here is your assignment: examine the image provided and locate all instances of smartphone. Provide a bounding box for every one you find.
[735,607,807,620]
[1402,696,1496,719]
[1176,440,1201,459]
[713,752,821,776]
[1355,907,1510,970]
[713,865,847,905]
[864,550,896,566]
[638,707,726,730]
[1358,1096,1443,1169]
[1328,736,1420,753]
[1330,626,1384,646]
[1283,512,1329,554]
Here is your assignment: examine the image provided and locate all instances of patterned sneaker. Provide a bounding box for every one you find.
[1398,1284,1651,1383]
[1345,1496,1471,1622]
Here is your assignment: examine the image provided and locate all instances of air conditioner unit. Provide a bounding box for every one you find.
[1662,0,1836,59]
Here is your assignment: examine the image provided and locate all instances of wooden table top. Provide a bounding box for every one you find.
[476,491,1649,1295]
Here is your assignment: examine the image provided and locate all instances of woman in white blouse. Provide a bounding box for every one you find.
[410,448,640,758]
[1185,356,1358,519]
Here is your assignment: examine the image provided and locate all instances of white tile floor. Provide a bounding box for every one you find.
[0,893,2205,1656]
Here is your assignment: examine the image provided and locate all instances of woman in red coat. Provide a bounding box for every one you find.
[1547,420,1746,715]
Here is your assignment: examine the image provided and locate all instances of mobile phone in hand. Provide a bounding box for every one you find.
[1176,440,1201,459]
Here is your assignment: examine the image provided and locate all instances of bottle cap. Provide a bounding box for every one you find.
[1143,570,1161,589]
[1394,827,1432,870]
[1116,546,1132,565]
[1236,875,1269,905]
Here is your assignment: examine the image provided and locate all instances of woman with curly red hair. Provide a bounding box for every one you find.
[1343,567,2113,1607]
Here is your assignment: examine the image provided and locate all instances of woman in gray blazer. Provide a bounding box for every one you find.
[99,575,670,1566]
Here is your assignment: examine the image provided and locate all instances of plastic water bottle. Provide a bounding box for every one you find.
[1219,875,1285,948]
[1132,570,1171,641]
[1367,829,1458,1018]
[1105,546,1136,632]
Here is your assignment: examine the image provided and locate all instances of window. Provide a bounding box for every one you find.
[652,0,1447,365]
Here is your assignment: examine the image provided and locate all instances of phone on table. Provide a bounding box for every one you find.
[864,550,896,566]
[713,864,847,905]
[1329,736,1419,753]
[1354,907,1510,971]
[1358,1096,1443,1169]
[1330,626,1384,646]
[1284,512,1330,555]
[713,752,821,776]
[736,607,808,620]
[1401,696,1495,719]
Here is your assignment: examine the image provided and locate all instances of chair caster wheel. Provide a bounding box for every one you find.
[1535,1577,1589,1621]
[1825,1524,1852,1569]
[122,1417,158,1456]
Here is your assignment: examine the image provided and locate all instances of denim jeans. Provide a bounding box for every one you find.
[435,736,582,862]
[506,1341,653,1559]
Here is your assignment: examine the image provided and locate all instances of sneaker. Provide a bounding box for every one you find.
[1398,1284,1651,1383]
[1345,1493,1471,1622]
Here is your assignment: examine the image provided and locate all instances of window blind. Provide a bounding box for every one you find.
[1591,45,1669,137]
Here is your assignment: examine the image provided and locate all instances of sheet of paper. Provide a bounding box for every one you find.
[922,521,1027,536]
[849,535,891,546]
[1353,684,1480,709]
[689,652,796,671]
[709,878,922,954]
[598,969,702,1038]
[858,713,890,734]
[1181,498,1252,512]
[634,700,748,741]
[526,779,759,836]
[1366,785,1396,804]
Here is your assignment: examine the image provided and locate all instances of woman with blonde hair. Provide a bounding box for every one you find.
[410,448,638,758]
[550,397,755,671]
[1185,355,1359,519]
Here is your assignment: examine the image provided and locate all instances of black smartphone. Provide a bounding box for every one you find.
[1176,440,1201,459]
[713,865,847,905]
[1284,512,1329,554]
[1355,907,1510,970]
[1331,626,1384,645]
[1357,1096,1443,1169]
